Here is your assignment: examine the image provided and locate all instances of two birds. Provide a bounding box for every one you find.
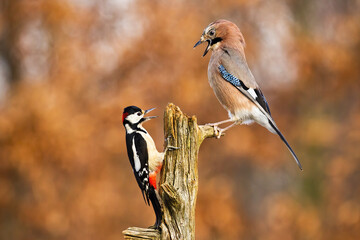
[123,19,302,229]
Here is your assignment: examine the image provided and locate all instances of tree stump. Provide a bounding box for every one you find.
[123,103,217,240]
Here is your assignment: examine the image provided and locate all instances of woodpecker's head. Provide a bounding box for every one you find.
[194,19,246,57]
[122,106,157,129]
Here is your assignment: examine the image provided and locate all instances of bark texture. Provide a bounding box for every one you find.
[123,103,217,240]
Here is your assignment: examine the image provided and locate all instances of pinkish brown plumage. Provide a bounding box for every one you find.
[194,19,302,170]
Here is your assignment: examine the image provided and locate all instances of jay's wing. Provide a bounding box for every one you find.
[219,48,274,124]
[218,48,302,170]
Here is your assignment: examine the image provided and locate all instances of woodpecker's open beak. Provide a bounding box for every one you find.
[142,108,158,122]
[144,108,155,115]
[194,36,211,57]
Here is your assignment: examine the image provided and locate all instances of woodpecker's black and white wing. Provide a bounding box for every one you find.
[218,48,302,170]
[126,132,151,205]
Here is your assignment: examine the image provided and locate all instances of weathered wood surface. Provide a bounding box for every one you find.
[123,103,217,240]
[123,227,160,240]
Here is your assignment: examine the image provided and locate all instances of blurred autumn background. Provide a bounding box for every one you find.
[0,0,359,239]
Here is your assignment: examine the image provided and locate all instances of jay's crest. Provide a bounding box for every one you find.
[194,19,246,56]
[208,19,246,47]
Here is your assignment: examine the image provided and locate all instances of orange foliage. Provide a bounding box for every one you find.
[0,0,359,239]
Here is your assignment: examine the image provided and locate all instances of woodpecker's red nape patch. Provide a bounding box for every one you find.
[149,172,157,189]
[122,112,129,123]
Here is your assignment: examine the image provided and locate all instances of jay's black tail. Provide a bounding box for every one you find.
[268,120,303,170]
[148,186,162,229]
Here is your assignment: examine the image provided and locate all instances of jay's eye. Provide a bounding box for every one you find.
[137,112,141,116]
[209,30,215,36]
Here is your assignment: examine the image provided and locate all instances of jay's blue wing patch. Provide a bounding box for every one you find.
[218,65,302,170]
[218,65,249,90]
[218,65,271,116]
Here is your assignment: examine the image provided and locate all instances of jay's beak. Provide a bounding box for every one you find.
[194,36,211,57]
[193,39,203,48]
[142,108,157,122]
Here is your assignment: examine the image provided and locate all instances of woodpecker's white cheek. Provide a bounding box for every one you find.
[132,138,141,171]
[126,114,143,124]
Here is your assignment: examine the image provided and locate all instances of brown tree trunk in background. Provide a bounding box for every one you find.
[123,103,217,240]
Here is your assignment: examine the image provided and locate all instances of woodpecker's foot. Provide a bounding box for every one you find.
[164,145,180,156]
[166,145,180,151]
[165,137,180,151]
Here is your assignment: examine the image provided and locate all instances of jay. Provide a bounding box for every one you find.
[194,19,302,170]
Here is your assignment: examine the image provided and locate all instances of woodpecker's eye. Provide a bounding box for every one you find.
[137,112,141,116]
[209,30,215,37]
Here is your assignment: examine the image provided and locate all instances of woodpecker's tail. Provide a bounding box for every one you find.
[148,186,162,229]
[268,120,303,170]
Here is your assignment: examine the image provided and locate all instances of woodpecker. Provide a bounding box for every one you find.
[122,106,164,229]
[194,19,302,170]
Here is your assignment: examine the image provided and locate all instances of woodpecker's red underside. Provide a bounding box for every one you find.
[149,173,157,189]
